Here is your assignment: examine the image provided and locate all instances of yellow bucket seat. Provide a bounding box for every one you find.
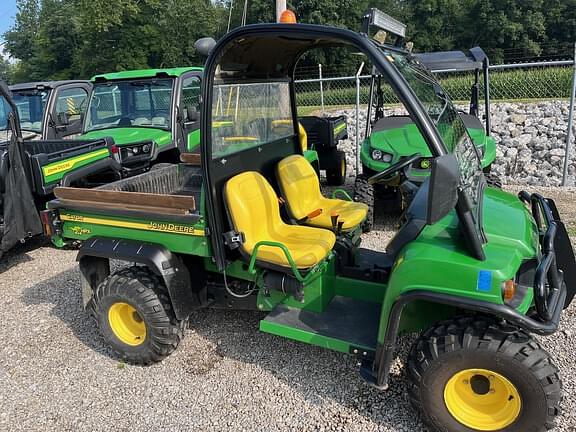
[225,171,335,269]
[277,155,368,232]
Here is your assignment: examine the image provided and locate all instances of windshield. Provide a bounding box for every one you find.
[12,89,50,133]
[386,50,484,214]
[85,79,173,132]
[211,81,294,159]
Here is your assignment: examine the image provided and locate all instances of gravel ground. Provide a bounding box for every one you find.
[1,185,576,431]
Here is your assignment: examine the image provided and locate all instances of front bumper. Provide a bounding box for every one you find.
[519,191,576,322]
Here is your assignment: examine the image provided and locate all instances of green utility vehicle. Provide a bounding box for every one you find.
[0,80,118,256]
[8,80,92,141]
[79,67,203,175]
[43,17,575,432]
[355,11,497,230]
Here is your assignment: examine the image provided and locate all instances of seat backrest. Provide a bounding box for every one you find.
[225,171,283,250]
[152,116,167,127]
[133,117,150,126]
[277,155,323,220]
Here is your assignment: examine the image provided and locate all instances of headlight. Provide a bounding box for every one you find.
[142,144,151,153]
[419,159,431,169]
[371,149,393,163]
[132,146,139,154]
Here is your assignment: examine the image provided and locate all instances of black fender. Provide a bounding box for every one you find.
[365,287,567,390]
[77,237,198,320]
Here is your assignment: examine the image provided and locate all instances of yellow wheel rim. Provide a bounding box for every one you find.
[444,368,521,431]
[108,302,146,346]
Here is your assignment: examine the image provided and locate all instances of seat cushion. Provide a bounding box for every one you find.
[225,171,335,269]
[277,154,367,232]
[307,198,368,231]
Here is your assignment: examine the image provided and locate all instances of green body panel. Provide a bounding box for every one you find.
[361,123,495,173]
[55,210,211,257]
[92,67,203,81]
[375,187,537,343]
[303,149,319,165]
[187,129,201,152]
[333,276,385,303]
[42,147,111,185]
[259,319,366,353]
[80,127,173,149]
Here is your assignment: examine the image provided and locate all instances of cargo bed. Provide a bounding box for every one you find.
[51,164,203,222]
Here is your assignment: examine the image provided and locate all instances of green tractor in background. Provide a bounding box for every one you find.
[354,12,497,230]
[42,14,576,432]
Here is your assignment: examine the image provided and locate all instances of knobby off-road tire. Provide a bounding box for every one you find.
[485,172,503,189]
[354,174,374,232]
[88,266,186,365]
[407,316,561,432]
[326,150,347,186]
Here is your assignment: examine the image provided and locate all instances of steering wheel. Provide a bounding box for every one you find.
[368,153,422,185]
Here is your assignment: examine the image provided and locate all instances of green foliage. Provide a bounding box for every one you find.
[2,0,576,83]
[4,0,225,83]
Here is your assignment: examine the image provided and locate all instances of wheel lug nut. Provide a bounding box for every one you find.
[463,379,469,385]
[489,389,495,394]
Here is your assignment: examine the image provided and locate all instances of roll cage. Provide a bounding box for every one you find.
[415,47,491,136]
[199,24,484,270]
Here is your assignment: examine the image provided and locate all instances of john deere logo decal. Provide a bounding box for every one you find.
[148,222,201,235]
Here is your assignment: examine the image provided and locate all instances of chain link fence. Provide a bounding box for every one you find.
[295,60,575,109]
[295,58,576,186]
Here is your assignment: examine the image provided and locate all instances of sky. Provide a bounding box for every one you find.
[0,0,17,39]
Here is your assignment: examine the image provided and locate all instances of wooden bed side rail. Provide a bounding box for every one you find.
[180,153,201,165]
[54,187,196,211]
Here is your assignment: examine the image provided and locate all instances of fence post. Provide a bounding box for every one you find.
[355,62,365,177]
[318,64,325,115]
[562,42,576,186]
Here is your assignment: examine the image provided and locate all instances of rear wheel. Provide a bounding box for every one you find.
[326,150,347,186]
[407,317,561,432]
[88,266,186,365]
[354,174,374,232]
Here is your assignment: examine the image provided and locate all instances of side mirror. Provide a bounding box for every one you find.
[185,106,199,123]
[426,154,459,224]
[57,111,70,126]
[194,37,217,57]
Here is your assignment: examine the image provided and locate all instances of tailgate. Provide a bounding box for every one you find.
[27,137,115,195]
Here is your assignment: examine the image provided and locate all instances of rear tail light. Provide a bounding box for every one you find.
[39,210,55,236]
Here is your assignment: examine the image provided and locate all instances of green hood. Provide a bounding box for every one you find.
[364,121,495,169]
[369,123,433,158]
[80,127,173,147]
[389,187,538,312]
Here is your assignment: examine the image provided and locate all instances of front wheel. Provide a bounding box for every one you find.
[407,317,561,432]
[88,266,186,365]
